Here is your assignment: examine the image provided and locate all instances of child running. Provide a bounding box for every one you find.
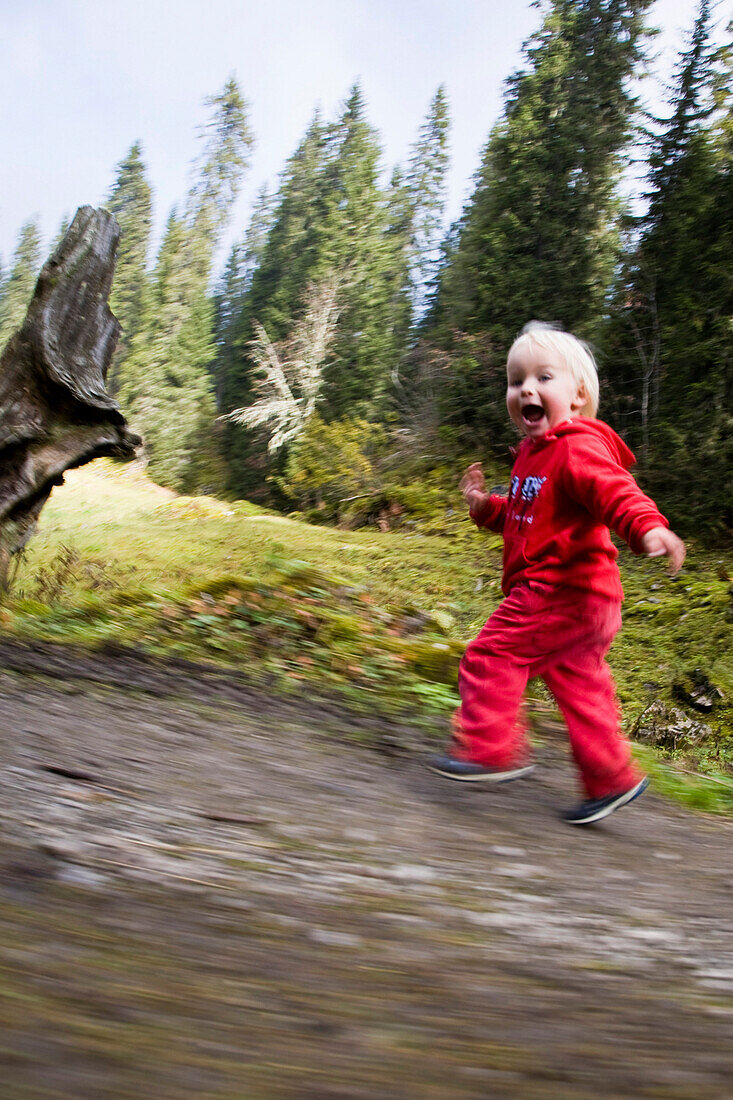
[429,321,685,825]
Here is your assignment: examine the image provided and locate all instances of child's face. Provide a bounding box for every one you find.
[506,344,586,439]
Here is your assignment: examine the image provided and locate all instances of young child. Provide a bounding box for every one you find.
[429,321,685,825]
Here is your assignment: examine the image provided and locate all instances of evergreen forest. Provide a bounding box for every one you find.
[1,0,730,540]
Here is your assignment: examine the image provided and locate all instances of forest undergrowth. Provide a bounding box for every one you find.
[2,459,731,814]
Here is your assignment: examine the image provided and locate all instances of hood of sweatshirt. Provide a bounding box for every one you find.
[526,416,636,471]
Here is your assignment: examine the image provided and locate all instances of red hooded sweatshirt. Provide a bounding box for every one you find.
[469,418,668,601]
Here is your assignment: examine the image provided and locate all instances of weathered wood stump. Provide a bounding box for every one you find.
[0,206,140,587]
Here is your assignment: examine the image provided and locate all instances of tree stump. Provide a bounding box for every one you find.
[0,206,140,587]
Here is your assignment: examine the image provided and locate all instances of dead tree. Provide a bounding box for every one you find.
[0,206,140,588]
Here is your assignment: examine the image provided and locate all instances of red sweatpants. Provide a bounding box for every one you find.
[455,583,640,799]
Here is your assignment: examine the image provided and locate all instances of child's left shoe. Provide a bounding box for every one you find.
[428,754,535,783]
[562,776,649,825]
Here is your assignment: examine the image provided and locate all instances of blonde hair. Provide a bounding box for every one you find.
[508,321,599,418]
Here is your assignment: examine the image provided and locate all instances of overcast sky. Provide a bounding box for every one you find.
[0,0,721,272]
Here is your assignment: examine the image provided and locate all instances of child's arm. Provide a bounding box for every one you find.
[460,462,507,532]
[562,438,685,574]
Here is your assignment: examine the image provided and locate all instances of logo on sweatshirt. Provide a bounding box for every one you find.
[509,474,547,525]
[510,475,546,503]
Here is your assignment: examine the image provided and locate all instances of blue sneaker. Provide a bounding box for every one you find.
[563,777,649,825]
[428,754,535,783]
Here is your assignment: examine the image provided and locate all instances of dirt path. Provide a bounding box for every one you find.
[1,642,732,1098]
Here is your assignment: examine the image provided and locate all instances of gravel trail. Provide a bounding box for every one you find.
[1,642,731,1098]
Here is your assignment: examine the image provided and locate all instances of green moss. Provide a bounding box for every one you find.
[633,745,733,814]
[385,637,464,685]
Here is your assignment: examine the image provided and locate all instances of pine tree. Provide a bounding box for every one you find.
[214,185,274,408]
[217,112,330,497]
[218,185,274,325]
[431,0,653,347]
[125,78,253,492]
[220,90,413,498]
[120,211,219,489]
[406,86,450,314]
[382,164,415,367]
[602,2,732,534]
[423,0,654,456]
[106,142,153,396]
[319,85,403,418]
[186,77,254,285]
[0,220,42,352]
[385,90,452,453]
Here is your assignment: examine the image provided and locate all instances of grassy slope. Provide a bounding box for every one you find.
[3,459,732,812]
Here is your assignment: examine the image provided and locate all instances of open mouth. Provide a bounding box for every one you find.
[522,404,545,425]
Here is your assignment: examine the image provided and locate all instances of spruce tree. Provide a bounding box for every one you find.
[602,1,732,534]
[406,86,450,314]
[319,85,403,418]
[106,142,153,396]
[125,78,253,492]
[220,90,413,498]
[214,185,274,409]
[186,78,254,285]
[431,0,653,347]
[0,220,42,352]
[218,184,274,325]
[218,112,330,497]
[383,164,415,366]
[424,0,654,455]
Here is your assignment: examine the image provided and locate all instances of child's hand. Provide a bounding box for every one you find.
[460,462,486,505]
[641,526,686,575]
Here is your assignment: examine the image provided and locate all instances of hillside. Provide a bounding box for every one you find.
[2,458,731,813]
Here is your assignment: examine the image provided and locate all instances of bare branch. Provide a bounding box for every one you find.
[225,276,340,452]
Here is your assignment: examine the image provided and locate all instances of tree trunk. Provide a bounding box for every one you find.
[0,206,140,587]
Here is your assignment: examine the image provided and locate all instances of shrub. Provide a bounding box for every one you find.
[279,414,385,519]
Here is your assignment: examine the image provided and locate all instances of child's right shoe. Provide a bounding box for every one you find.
[562,776,649,825]
[428,754,535,783]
